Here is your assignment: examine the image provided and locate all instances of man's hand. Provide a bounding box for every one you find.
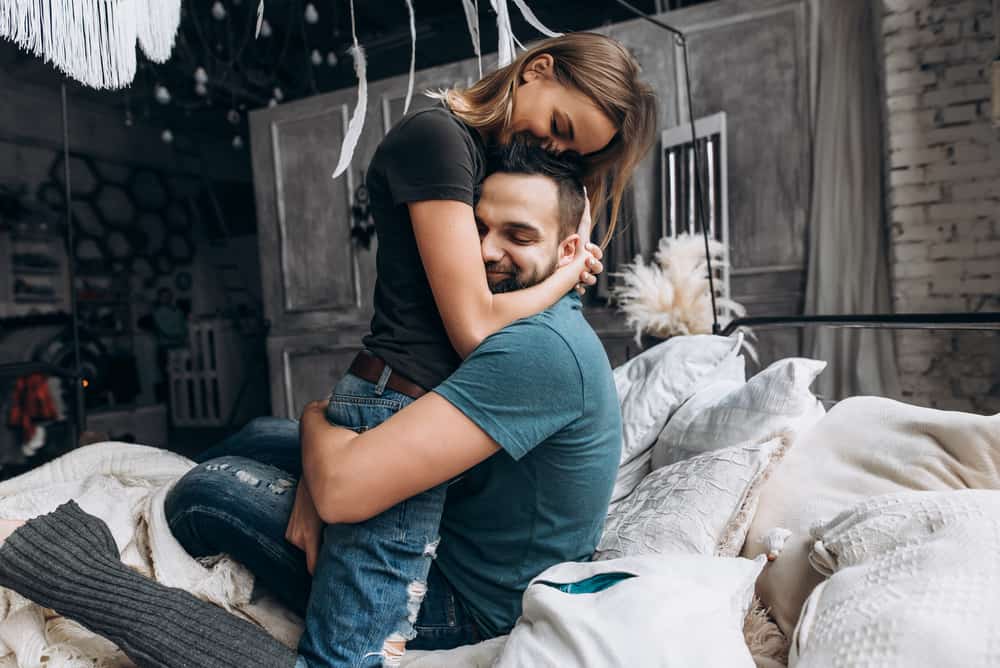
[286,478,324,575]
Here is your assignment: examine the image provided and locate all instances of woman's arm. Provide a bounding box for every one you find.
[410,199,601,358]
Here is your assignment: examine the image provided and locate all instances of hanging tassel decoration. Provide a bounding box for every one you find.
[0,0,181,90]
[492,0,516,68]
[332,0,368,179]
[511,0,563,38]
[460,0,483,78]
[403,0,416,115]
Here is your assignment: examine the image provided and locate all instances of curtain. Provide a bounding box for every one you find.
[803,0,901,401]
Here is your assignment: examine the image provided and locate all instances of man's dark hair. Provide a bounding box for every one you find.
[483,136,586,238]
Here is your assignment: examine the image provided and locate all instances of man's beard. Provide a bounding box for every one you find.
[485,259,557,294]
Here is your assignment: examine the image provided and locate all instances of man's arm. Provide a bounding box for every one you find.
[300,394,501,525]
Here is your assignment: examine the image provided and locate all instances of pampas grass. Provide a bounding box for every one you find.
[611,234,747,344]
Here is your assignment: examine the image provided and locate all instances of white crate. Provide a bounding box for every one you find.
[167,318,243,427]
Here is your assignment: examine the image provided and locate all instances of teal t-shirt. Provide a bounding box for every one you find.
[432,293,623,637]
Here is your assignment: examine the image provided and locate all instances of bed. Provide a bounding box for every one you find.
[0,318,997,667]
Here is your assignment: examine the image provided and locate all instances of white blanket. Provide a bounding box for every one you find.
[0,443,303,668]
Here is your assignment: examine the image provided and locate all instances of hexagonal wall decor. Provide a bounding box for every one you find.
[36,182,66,210]
[71,200,105,237]
[105,230,134,259]
[137,212,167,255]
[130,255,156,282]
[130,169,170,211]
[95,184,136,229]
[154,253,175,276]
[51,154,99,197]
[74,236,106,262]
[165,232,194,264]
[164,199,193,231]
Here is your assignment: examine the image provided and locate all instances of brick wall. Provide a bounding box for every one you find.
[881,0,1000,413]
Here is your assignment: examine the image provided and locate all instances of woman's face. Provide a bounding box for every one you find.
[507,55,617,156]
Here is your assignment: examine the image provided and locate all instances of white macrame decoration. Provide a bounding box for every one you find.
[0,0,182,89]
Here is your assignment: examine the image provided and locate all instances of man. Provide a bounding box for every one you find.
[0,141,623,668]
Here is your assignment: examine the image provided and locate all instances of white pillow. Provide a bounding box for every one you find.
[790,490,1000,667]
[743,396,1000,638]
[612,334,745,503]
[652,357,826,470]
[495,554,765,668]
[595,434,790,560]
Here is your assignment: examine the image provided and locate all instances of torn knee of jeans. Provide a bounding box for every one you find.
[405,579,428,624]
[377,632,408,668]
[234,469,261,486]
[423,538,440,559]
[267,478,295,495]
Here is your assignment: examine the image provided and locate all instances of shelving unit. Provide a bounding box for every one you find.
[0,224,70,319]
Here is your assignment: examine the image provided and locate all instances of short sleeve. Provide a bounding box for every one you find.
[378,109,478,206]
[433,321,584,460]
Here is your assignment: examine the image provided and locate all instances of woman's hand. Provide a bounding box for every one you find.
[286,480,324,575]
[573,194,604,295]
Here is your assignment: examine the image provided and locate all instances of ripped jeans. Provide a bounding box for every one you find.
[164,372,480,667]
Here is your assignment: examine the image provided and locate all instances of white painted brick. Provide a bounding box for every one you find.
[925,160,1000,182]
[890,204,929,224]
[928,201,995,220]
[884,0,932,13]
[884,11,918,33]
[896,277,934,297]
[944,63,988,84]
[898,354,933,374]
[951,180,999,200]
[889,109,939,132]
[923,84,991,107]
[963,258,999,277]
[894,242,931,262]
[890,146,948,167]
[892,183,943,205]
[958,277,1000,294]
[887,94,922,112]
[950,142,991,162]
[889,131,930,150]
[896,331,950,355]
[893,221,954,242]
[922,122,995,146]
[941,103,980,123]
[928,239,981,259]
[954,219,997,240]
[920,44,965,65]
[890,167,928,187]
[887,69,938,94]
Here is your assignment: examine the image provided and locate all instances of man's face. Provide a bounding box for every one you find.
[475,172,572,294]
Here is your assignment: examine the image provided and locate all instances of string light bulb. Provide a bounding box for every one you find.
[232,136,244,149]
[327,51,338,67]
[194,67,208,84]
[304,3,319,24]
[161,129,174,144]
[195,82,208,96]
[227,109,241,124]
[260,19,272,37]
[154,84,171,105]
[311,49,322,66]
[211,2,226,20]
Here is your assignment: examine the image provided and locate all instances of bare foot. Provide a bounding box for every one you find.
[0,519,26,546]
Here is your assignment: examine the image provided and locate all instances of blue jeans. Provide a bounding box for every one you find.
[166,372,477,667]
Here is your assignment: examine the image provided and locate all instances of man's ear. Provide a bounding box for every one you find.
[521,54,554,83]
[556,233,581,268]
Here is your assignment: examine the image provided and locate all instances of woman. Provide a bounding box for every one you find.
[0,32,658,668]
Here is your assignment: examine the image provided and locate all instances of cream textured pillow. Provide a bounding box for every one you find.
[611,334,745,503]
[595,433,790,560]
[743,396,1000,637]
[652,357,826,470]
[790,490,1000,667]
[496,554,766,668]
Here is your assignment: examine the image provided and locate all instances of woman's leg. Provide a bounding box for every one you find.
[0,501,297,668]
[166,456,312,615]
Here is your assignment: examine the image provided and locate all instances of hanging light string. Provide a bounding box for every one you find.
[610,0,720,335]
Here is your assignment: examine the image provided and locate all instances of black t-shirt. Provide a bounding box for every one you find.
[362,105,487,390]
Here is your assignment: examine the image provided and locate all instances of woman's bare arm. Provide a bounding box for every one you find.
[409,199,600,358]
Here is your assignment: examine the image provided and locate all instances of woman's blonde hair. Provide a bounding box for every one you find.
[433,32,658,248]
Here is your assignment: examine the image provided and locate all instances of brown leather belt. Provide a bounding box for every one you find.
[348,351,428,399]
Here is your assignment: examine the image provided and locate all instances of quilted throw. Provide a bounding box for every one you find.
[791,490,1000,667]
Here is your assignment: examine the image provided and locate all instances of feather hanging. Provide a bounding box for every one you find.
[460,0,483,78]
[256,0,264,38]
[403,0,416,115]
[332,0,367,179]
[511,0,562,37]
[492,0,516,68]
